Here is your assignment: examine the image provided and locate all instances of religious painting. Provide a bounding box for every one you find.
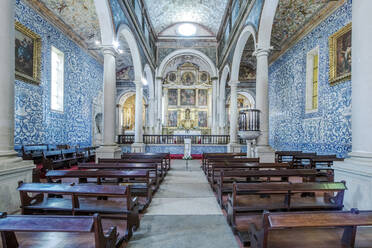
[15,22,41,84]
[117,66,133,81]
[239,65,256,81]
[181,71,195,86]
[198,111,208,128]
[168,110,178,127]
[198,89,208,106]
[180,89,196,105]
[329,23,351,84]
[199,71,209,83]
[167,72,177,83]
[168,89,178,105]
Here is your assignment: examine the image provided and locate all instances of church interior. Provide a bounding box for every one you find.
[1,0,372,247]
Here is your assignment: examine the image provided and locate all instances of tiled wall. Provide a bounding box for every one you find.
[268,0,352,157]
[15,0,103,146]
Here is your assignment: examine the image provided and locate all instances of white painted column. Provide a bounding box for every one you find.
[134,81,143,143]
[227,81,240,152]
[208,89,213,132]
[212,78,218,134]
[0,0,34,213]
[156,77,163,134]
[334,0,372,210]
[148,97,155,134]
[254,48,275,162]
[96,47,121,160]
[219,94,226,135]
[163,87,168,127]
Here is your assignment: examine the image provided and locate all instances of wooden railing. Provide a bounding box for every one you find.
[117,134,243,145]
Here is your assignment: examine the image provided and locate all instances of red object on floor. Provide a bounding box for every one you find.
[169,154,202,159]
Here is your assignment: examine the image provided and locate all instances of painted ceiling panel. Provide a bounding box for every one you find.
[143,0,229,35]
[38,0,101,47]
[271,0,329,47]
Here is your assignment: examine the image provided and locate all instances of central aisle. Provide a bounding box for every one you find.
[127,159,239,248]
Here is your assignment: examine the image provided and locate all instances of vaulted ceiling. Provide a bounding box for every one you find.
[143,0,229,36]
[38,0,101,48]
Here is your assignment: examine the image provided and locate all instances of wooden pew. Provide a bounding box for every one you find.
[99,158,166,179]
[227,181,347,242]
[21,144,48,163]
[208,163,290,186]
[17,182,139,241]
[78,162,162,191]
[274,151,302,163]
[0,212,121,248]
[202,153,246,173]
[249,209,372,248]
[121,153,171,170]
[45,170,153,210]
[310,156,344,168]
[205,157,260,175]
[291,153,317,168]
[216,169,319,208]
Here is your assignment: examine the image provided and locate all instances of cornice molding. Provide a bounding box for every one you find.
[269,0,346,65]
[23,0,103,64]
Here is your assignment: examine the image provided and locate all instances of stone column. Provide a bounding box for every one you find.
[148,97,155,134]
[96,47,121,160]
[218,94,226,135]
[163,87,168,127]
[254,48,274,162]
[155,77,163,134]
[227,81,240,152]
[208,89,213,132]
[334,0,372,209]
[212,78,218,134]
[0,0,34,213]
[131,81,145,152]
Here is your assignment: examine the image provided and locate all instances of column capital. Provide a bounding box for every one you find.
[101,46,117,57]
[253,47,272,57]
[228,81,239,87]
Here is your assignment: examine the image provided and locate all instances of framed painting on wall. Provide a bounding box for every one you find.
[15,22,41,84]
[180,89,196,105]
[198,89,208,106]
[168,110,178,127]
[329,22,351,84]
[168,89,178,105]
[198,111,208,127]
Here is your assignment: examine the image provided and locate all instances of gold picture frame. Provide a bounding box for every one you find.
[15,21,41,84]
[329,22,351,85]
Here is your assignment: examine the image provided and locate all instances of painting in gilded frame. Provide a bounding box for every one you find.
[198,111,207,127]
[329,23,351,84]
[180,89,195,105]
[168,110,178,127]
[168,89,178,105]
[15,22,41,84]
[198,89,208,106]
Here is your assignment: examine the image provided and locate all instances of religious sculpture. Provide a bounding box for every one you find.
[180,108,195,130]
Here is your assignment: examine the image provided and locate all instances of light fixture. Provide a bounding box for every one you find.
[177,23,196,36]
[142,77,148,85]
[118,49,124,54]
[95,40,100,45]
[113,40,119,49]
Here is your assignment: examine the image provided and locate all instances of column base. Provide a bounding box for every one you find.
[227,143,241,153]
[131,143,146,153]
[334,155,372,210]
[0,152,35,213]
[256,145,275,163]
[95,145,121,163]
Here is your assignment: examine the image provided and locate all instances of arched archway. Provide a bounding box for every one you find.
[257,0,279,49]
[155,49,218,134]
[93,0,115,45]
[231,25,257,83]
[116,24,143,82]
[143,64,155,132]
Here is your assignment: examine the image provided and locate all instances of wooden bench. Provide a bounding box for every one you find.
[274,151,302,163]
[45,170,153,210]
[208,163,290,186]
[121,153,171,170]
[206,157,260,175]
[78,162,162,191]
[22,144,48,163]
[310,156,344,168]
[249,209,372,248]
[291,153,317,168]
[227,181,347,241]
[202,153,246,173]
[17,182,139,241]
[216,169,319,208]
[99,158,166,178]
[0,212,121,248]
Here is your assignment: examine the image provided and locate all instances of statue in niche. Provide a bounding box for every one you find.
[181,72,195,86]
[180,108,195,130]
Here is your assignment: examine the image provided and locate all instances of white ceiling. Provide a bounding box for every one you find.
[143,0,229,36]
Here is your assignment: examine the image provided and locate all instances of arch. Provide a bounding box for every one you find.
[219,64,230,102]
[117,24,143,82]
[93,0,115,45]
[143,64,155,129]
[143,64,154,99]
[257,0,279,49]
[156,49,217,78]
[218,64,230,131]
[231,25,257,83]
[226,90,256,108]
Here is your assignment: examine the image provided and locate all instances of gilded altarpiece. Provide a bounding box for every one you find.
[163,62,212,134]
